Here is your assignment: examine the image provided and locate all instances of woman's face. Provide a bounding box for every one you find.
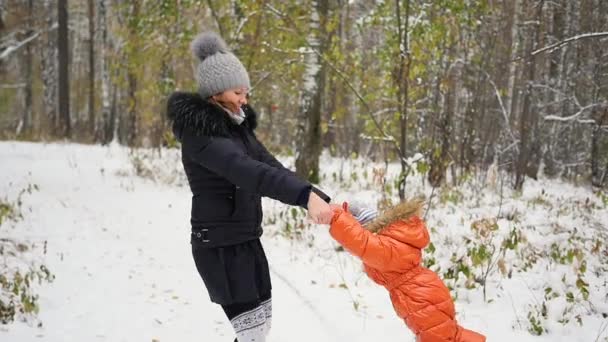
[211,87,248,114]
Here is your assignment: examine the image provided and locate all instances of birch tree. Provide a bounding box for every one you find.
[41,0,58,137]
[295,0,329,183]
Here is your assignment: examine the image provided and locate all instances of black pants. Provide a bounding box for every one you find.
[192,238,272,306]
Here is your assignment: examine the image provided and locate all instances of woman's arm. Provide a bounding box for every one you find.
[254,136,331,203]
[182,129,332,223]
[184,132,309,206]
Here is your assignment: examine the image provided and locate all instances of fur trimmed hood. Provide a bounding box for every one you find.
[365,197,425,233]
[166,91,258,141]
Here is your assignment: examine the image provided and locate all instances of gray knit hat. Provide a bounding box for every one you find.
[190,32,251,99]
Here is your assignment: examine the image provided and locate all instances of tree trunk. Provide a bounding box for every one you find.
[461,70,479,172]
[41,0,58,138]
[395,0,411,200]
[57,0,70,138]
[428,43,446,187]
[526,2,546,180]
[343,2,355,156]
[18,0,35,138]
[0,4,4,31]
[560,0,580,179]
[98,0,113,144]
[87,0,95,139]
[295,0,328,183]
[506,0,522,129]
[541,1,559,177]
[126,71,138,145]
[590,0,605,187]
[515,0,542,190]
[590,110,606,187]
[429,26,459,188]
[125,1,140,146]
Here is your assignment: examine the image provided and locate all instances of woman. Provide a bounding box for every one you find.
[167,32,332,342]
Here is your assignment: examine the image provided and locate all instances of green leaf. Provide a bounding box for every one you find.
[566,292,575,303]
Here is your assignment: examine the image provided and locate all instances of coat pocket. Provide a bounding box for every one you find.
[193,194,234,221]
[231,186,255,218]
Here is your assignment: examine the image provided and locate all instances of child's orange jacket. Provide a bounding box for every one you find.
[329,201,485,342]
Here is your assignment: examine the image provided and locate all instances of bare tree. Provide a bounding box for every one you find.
[123,0,139,146]
[589,0,606,187]
[17,0,34,137]
[87,0,95,139]
[57,0,70,137]
[514,0,543,191]
[295,0,329,183]
[97,0,114,144]
[41,0,58,137]
[395,0,411,200]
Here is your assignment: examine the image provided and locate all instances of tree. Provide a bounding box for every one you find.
[41,0,58,137]
[121,0,140,146]
[17,0,34,138]
[98,0,114,144]
[295,0,331,183]
[57,0,70,137]
[394,0,411,198]
[87,0,95,139]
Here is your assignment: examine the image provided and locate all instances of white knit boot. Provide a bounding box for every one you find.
[261,298,272,337]
[230,305,267,342]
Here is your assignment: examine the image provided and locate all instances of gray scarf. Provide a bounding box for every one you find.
[221,106,246,125]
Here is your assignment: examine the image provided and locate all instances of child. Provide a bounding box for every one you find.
[328,198,486,342]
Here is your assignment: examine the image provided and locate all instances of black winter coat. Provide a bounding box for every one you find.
[167,92,327,247]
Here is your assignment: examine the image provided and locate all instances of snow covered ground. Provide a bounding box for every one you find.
[0,141,606,342]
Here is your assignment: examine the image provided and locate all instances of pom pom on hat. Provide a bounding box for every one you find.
[190,32,251,99]
[191,32,228,62]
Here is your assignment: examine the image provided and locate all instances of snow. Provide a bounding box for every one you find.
[0,141,607,342]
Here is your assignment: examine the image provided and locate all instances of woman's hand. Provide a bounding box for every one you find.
[329,203,342,211]
[307,192,333,224]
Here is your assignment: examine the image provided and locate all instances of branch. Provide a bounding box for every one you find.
[370,107,398,118]
[532,32,608,56]
[360,134,396,142]
[0,23,57,61]
[233,10,259,42]
[499,141,519,155]
[250,71,272,92]
[531,83,568,98]
[0,83,26,89]
[544,103,605,122]
[205,0,225,38]
[260,41,310,54]
[0,32,40,60]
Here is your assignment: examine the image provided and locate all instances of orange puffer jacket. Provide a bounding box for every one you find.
[329,200,485,342]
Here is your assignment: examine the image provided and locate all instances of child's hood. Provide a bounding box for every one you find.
[365,197,429,249]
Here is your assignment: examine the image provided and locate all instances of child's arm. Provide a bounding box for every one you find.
[329,208,422,271]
